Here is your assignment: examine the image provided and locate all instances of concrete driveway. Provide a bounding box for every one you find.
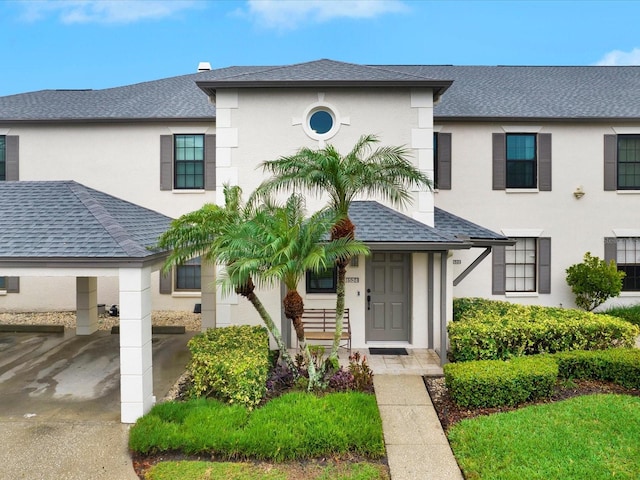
[0,329,194,479]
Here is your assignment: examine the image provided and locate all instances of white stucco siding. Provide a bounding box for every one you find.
[12,122,216,218]
[436,122,640,309]
[222,88,431,214]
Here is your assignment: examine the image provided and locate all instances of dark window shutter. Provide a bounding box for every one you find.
[538,237,551,294]
[160,135,173,191]
[492,133,506,190]
[159,269,172,294]
[492,245,506,294]
[604,135,617,191]
[436,132,451,190]
[6,277,20,293]
[204,134,216,191]
[6,136,19,181]
[538,134,552,191]
[604,237,617,263]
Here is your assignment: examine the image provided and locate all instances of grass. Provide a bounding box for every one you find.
[144,461,389,480]
[602,303,640,327]
[448,394,640,480]
[130,391,385,462]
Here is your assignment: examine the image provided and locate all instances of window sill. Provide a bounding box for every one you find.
[172,291,202,298]
[505,188,539,194]
[304,293,337,299]
[619,291,640,297]
[616,190,640,195]
[172,189,206,194]
[505,292,539,298]
[0,290,6,296]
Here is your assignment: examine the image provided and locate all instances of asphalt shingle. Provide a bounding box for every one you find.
[4,60,639,122]
[0,181,172,258]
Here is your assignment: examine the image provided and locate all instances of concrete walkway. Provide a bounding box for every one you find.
[374,374,464,480]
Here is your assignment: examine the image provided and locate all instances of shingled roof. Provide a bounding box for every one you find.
[349,201,509,250]
[2,60,640,122]
[0,181,171,264]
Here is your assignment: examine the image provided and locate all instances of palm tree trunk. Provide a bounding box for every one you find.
[244,290,296,372]
[284,290,322,389]
[330,257,349,360]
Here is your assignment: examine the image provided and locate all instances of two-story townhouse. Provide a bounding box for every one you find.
[2,60,640,355]
[0,60,513,363]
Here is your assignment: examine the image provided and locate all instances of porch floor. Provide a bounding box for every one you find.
[291,348,444,376]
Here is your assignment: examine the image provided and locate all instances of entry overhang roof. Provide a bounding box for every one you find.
[0,181,172,268]
[349,201,510,251]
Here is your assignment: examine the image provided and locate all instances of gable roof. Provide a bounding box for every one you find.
[2,60,640,122]
[196,59,452,99]
[0,181,172,266]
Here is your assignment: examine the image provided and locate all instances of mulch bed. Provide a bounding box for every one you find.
[424,375,640,432]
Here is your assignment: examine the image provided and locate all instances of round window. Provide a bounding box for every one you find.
[309,109,334,134]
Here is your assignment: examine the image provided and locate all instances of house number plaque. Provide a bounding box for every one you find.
[346,277,359,283]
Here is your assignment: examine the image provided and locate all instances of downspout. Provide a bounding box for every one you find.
[427,252,434,349]
[440,251,448,367]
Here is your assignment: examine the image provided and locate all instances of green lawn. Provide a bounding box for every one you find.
[130,391,385,461]
[448,394,640,480]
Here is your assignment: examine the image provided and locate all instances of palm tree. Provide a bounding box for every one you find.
[257,134,432,360]
[220,194,369,389]
[156,185,295,371]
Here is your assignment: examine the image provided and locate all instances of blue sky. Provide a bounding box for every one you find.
[1,0,640,96]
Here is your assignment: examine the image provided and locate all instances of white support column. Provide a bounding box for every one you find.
[119,266,154,424]
[200,261,216,330]
[76,277,98,335]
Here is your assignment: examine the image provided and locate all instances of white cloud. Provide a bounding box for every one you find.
[17,0,199,25]
[246,0,408,30]
[594,48,640,66]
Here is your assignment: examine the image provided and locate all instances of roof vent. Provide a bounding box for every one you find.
[197,62,212,72]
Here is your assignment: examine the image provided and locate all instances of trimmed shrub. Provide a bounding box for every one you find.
[187,325,270,409]
[555,348,640,389]
[444,355,558,408]
[602,303,640,327]
[449,298,639,362]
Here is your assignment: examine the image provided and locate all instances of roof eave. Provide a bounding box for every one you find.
[197,80,452,98]
[0,252,169,269]
[0,117,215,125]
[362,241,471,251]
[435,115,640,124]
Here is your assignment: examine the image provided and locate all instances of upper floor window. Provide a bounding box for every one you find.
[174,134,204,189]
[616,237,640,291]
[506,134,537,188]
[0,136,6,181]
[306,267,337,294]
[493,132,551,191]
[617,135,640,190]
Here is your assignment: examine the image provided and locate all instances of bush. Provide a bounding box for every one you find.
[555,348,640,389]
[187,325,270,409]
[449,298,639,362]
[602,303,640,327]
[566,252,625,311]
[444,355,558,408]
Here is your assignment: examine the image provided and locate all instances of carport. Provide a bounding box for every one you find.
[0,180,172,423]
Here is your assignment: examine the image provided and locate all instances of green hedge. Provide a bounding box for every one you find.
[187,325,270,409]
[449,298,639,362]
[555,348,640,389]
[444,355,558,408]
